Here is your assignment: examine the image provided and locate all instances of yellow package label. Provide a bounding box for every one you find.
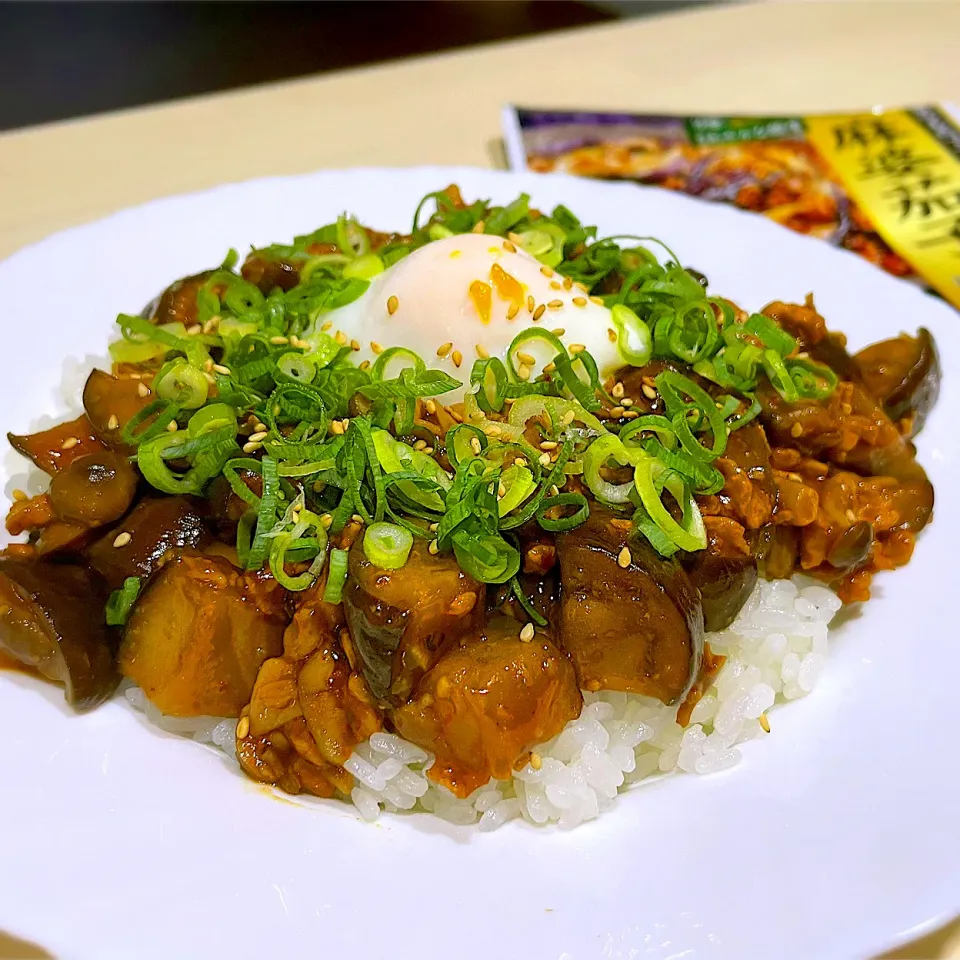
[806,110,960,309]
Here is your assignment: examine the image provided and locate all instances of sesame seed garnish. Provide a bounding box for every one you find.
[502,240,517,253]
[60,437,79,450]
[387,295,399,315]
[532,304,546,322]
[543,362,556,374]
[321,321,332,332]
[845,508,857,523]
[506,302,520,321]
[607,328,618,343]
[622,410,639,419]
[572,296,587,307]
[330,421,345,436]
[425,399,437,415]
[428,539,439,555]
[428,522,439,532]
[351,514,364,525]
[759,713,770,733]
[547,299,564,310]
[530,751,543,770]
[538,452,551,467]
[137,382,150,398]
[560,410,575,426]
[517,351,536,366]
[539,440,558,451]
[370,341,384,355]
[617,546,632,569]
[241,441,261,453]
[470,436,482,455]
[472,220,486,234]
[611,382,625,398]
[269,335,289,345]
[186,324,203,336]
[498,481,507,499]
[539,266,554,278]
[484,424,502,437]
[549,484,560,497]
[254,422,268,433]
[203,317,221,334]
[413,439,427,451]
[610,406,625,417]
[508,232,524,245]
[549,281,562,291]
[203,372,216,386]
[359,360,371,371]
[320,513,333,529]
[475,343,490,359]
[562,277,573,290]
[451,350,463,368]
[437,342,453,358]
[642,384,657,400]
[519,623,535,642]
[11,488,27,502]
[568,343,586,354]
[113,532,132,548]
[551,328,565,337]
[621,398,634,407]
[790,422,803,438]
[236,716,250,740]
[213,363,232,376]
[517,363,531,381]
[248,431,268,443]
[334,330,348,346]
[203,358,214,372]
[590,295,604,306]
[104,414,119,431]
[526,295,535,314]
[348,339,360,351]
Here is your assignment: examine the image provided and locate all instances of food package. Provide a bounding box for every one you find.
[503,105,960,309]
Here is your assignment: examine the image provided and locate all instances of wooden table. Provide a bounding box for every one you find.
[1,1,958,956]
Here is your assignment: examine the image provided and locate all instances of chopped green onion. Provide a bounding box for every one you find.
[611,304,653,366]
[632,455,707,553]
[363,522,414,570]
[105,577,141,626]
[188,403,238,437]
[342,254,385,280]
[514,223,567,267]
[497,464,535,516]
[322,549,349,603]
[535,492,589,532]
[154,358,209,409]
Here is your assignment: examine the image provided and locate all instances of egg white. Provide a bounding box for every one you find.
[309,233,622,392]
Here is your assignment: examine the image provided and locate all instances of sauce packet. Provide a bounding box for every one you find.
[503,105,960,309]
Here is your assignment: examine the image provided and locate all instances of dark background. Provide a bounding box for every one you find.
[0,1,716,133]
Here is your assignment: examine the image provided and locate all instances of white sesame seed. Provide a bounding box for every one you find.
[621,398,633,407]
[186,324,202,336]
[590,295,604,306]
[241,441,262,454]
[60,437,79,450]
[532,304,546,322]
[213,363,232,376]
[470,436,482,455]
[236,716,250,740]
[519,623,535,642]
[387,295,399,315]
[539,440,558,451]
[547,299,564,310]
[617,546,632,569]
[106,414,120,431]
[334,330,348,346]
[552,327,565,337]
[517,363,531,381]
[607,328,618,343]
[370,341,384,354]
[642,384,657,400]
[568,344,586,354]
[540,266,554,278]
[269,335,289,345]
[572,296,587,307]
[320,514,333,528]
[472,220,486,234]
[451,350,463,368]
[113,532,132,548]
[428,539,439,555]
[560,410,575,426]
[502,240,517,253]
[248,431,268,442]
[137,382,150,398]
[437,342,453,358]
[425,399,437,414]
[526,295,535,314]
[611,382,625,398]
[330,421,344,435]
[475,343,490,359]
[11,488,27,502]
[321,321,332,332]
[506,302,520,321]
[350,339,361,351]
[413,439,427,451]
[514,457,526,466]
[538,452,551,467]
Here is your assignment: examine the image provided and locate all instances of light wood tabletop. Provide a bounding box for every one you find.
[1,1,958,957]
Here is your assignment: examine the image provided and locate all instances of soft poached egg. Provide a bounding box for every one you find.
[313,233,622,390]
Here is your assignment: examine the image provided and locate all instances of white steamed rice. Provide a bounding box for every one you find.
[124,574,841,830]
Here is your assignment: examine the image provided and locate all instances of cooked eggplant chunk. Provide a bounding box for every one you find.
[241,256,301,294]
[762,298,859,380]
[48,451,138,526]
[150,271,212,327]
[0,559,118,709]
[119,553,287,717]
[82,369,154,449]
[392,616,582,797]
[87,496,210,589]
[8,415,108,475]
[684,518,757,632]
[343,537,484,706]
[854,328,940,436]
[556,508,703,704]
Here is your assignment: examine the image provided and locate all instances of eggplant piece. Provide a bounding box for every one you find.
[0,558,118,709]
[119,553,286,717]
[49,451,138,526]
[8,415,108,475]
[150,271,212,327]
[392,616,583,798]
[762,299,859,380]
[207,470,263,542]
[241,256,301,294]
[684,518,757,633]
[343,536,485,706]
[556,507,704,704]
[753,525,800,580]
[82,369,154,449]
[87,496,210,589]
[854,328,940,436]
[826,520,874,572]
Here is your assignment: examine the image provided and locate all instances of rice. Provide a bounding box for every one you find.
[124,574,842,830]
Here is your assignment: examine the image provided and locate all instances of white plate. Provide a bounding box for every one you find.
[0,168,957,960]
